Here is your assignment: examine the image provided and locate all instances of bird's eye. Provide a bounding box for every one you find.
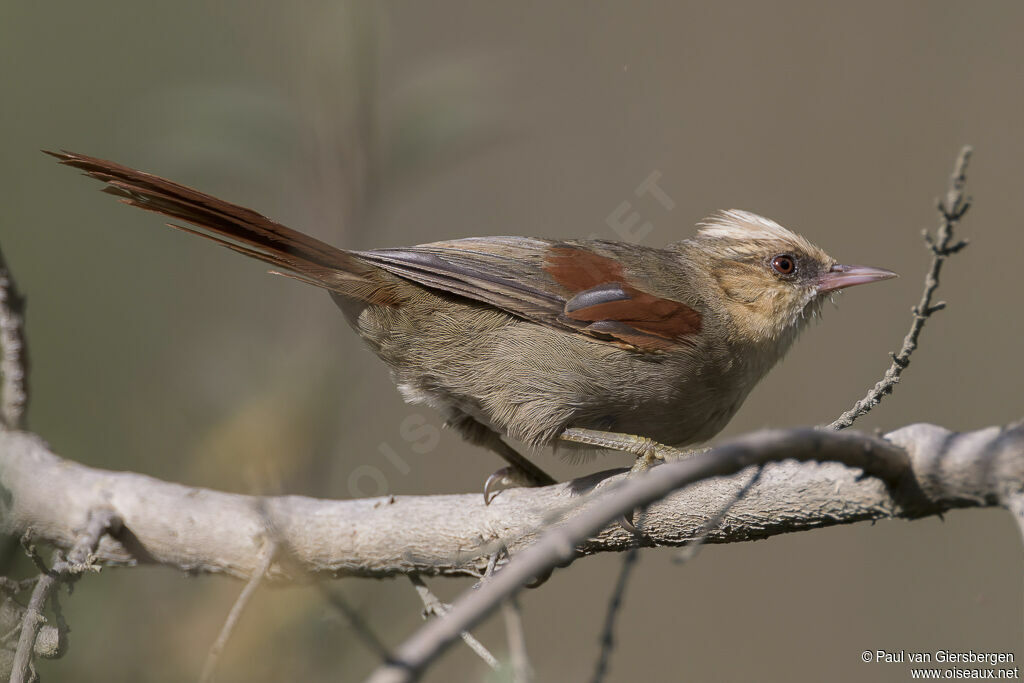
[771,254,796,275]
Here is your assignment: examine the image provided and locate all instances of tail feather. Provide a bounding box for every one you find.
[47,150,399,305]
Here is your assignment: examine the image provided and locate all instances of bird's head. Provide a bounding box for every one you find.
[684,210,897,346]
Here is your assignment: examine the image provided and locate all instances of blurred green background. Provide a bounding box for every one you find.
[2,1,1022,681]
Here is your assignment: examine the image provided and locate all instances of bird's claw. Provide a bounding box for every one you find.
[618,509,638,535]
[483,466,552,504]
[483,468,513,504]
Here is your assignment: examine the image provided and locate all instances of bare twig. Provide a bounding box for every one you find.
[319,586,392,661]
[408,576,499,671]
[199,539,278,683]
[502,597,533,682]
[829,146,972,430]
[10,509,120,683]
[483,549,504,582]
[0,244,29,430]
[672,465,764,565]
[590,547,639,683]
[9,570,55,683]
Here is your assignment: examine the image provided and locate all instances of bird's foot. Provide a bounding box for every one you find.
[483,465,553,505]
[560,427,687,534]
[444,412,556,505]
[479,433,555,505]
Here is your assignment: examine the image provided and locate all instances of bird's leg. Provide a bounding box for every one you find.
[559,427,689,534]
[446,413,556,504]
[558,427,684,472]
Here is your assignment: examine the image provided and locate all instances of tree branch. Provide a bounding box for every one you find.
[365,422,1024,682]
[2,422,1020,588]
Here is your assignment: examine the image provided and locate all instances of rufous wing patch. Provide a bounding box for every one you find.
[545,246,702,350]
[544,246,626,291]
[564,282,702,338]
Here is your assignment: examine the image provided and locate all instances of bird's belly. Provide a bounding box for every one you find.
[343,294,751,449]
[586,387,743,448]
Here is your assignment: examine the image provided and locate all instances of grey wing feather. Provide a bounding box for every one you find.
[354,237,568,323]
[564,283,632,313]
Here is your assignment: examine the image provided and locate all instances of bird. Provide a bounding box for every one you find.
[47,150,897,502]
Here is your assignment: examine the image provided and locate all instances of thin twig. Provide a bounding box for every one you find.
[484,549,503,581]
[590,547,639,683]
[408,575,499,671]
[480,544,535,679]
[319,585,392,662]
[199,539,278,683]
[672,465,764,564]
[829,146,972,430]
[10,509,120,683]
[9,570,56,683]
[502,597,533,683]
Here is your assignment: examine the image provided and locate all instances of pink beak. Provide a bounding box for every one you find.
[817,264,898,293]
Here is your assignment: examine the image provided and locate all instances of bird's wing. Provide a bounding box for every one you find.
[355,237,702,351]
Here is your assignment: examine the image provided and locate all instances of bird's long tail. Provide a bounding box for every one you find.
[46,150,398,305]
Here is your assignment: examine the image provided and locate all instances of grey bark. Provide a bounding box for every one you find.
[1,421,1020,584]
